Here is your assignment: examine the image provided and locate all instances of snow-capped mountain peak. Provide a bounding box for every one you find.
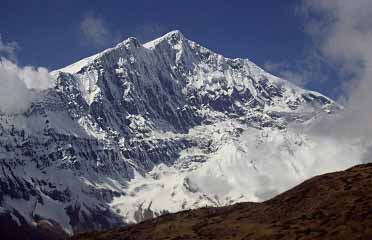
[0,30,345,237]
[143,29,185,48]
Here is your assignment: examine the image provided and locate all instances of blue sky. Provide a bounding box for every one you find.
[0,0,341,98]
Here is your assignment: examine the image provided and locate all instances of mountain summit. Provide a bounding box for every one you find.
[0,31,345,238]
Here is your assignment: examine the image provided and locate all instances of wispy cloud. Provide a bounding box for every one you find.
[80,14,112,47]
[0,34,19,62]
[264,60,308,87]
[263,47,335,90]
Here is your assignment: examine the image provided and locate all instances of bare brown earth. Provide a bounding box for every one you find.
[72,163,372,240]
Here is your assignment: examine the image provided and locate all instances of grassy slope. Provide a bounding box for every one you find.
[73,163,372,240]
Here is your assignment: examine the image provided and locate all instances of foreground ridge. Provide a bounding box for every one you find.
[72,163,372,240]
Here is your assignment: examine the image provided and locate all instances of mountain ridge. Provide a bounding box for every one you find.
[53,30,335,106]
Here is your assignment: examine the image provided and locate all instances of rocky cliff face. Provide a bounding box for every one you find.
[0,30,343,237]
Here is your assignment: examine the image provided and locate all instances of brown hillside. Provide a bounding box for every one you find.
[73,163,372,240]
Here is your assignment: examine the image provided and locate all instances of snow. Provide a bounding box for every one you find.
[51,53,100,75]
[143,30,184,49]
[110,121,363,222]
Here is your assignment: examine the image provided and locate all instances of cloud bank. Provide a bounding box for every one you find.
[0,58,55,114]
[0,37,55,114]
[247,0,372,200]
[291,0,372,167]
[0,59,32,114]
[300,0,372,140]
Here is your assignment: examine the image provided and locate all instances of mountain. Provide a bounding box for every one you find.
[72,163,372,240]
[0,30,347,238]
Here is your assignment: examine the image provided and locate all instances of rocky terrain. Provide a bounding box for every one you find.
[73,163,372,240]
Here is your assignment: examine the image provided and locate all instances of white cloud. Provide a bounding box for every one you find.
[0,57,55,114]
[19,64,55,90]
[0,59,32,114]
[80,14,111,47]
[298,0,372,162]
